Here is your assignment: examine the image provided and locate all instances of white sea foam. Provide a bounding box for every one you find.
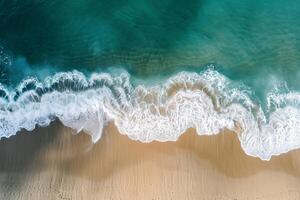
[1,69,300,160]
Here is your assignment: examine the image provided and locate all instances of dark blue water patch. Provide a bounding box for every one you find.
[0,0,202,67]
[0,88,8,100]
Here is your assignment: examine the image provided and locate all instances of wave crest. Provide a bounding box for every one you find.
[1,68,300,160]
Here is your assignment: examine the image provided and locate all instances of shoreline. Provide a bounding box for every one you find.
[0,121,300,199]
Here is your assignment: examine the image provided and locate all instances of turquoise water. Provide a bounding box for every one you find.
[1,0,300,160]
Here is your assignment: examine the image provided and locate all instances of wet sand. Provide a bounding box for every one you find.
[0,122,300,200]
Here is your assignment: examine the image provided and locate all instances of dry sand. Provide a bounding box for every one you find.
[0,122,300,200]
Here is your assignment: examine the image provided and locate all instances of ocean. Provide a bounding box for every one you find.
[1,0,300,160]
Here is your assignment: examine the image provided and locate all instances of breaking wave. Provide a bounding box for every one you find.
[1,68,300,160]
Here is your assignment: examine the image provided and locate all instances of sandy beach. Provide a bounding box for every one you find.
[0,122,300,200]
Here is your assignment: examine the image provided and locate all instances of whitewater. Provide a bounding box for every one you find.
[1,67,300,161]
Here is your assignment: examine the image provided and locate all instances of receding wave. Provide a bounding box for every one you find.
[1,68,300,160]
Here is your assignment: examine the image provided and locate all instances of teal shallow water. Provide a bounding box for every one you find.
[1,0,300,160]
[1,0,300,87]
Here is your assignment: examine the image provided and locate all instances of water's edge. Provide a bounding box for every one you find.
[1,68,300,161]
